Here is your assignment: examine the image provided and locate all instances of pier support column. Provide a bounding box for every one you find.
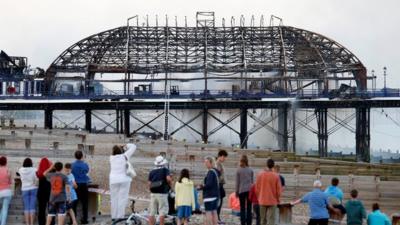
[278,107,288,151]
[316,108,328,157]
[116,110,124,134]
[85,109,92,133]
[124,109,130,137]
[240,108,248,149]
[44,109,53,129]
[356,107,370,162]
[202,108,208,144]
[292,108,296,154]
[116,110,120,133]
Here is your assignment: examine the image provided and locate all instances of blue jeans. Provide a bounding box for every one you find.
[0,195,12,225]
[22,188,38,213]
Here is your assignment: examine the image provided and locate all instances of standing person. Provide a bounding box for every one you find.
[291,180,339,225]
[324,177,346,215]
[235,155,254,225]
[109,144,136,222]
[148,155,172,225]
[174,169,195,225]
[367,203,391,225]
[19,158,38,225]
[273,164,285,225]
[64,163,78,225]
[345,189,366,225]
[36,157,53,225]
[0,156,12,225]
[249,184,260,225]
[44,162,70,225]
[274,165,285,189]
[215,149,228,224]
[199,156,220,225]
[71,150,90,224]
[255,159,282,225]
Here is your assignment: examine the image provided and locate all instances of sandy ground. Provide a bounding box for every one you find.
[3,129,398,224]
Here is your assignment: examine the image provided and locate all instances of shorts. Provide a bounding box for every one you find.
[177,206,192,219]
[204,199,218,211]
[66,200,76,210]
[48,201,66,216]
[149,193,169,216]
[22,188,37,212]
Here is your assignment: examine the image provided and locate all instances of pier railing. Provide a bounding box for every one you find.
[1,88,400,100]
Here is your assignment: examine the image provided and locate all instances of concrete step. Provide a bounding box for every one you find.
[6,214,25,225]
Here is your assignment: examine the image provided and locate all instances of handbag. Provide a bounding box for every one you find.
[124,155,137,178]
[150,180,163,190]
[150,168,167,192]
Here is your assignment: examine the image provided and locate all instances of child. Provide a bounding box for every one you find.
[174,169,195,225]
[367,203,391,225]
[71,150,90,224]
[228,192,240,216]
[64,163,78,225]
[44,162,70,225]
[248,184,260,225]
[18,158,38,225]
[325,177,346,215]
[345,189,366,225]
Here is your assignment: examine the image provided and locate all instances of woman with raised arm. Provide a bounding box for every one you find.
[109,143,137,222]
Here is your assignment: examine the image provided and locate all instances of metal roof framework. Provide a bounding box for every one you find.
[47,15,367,94]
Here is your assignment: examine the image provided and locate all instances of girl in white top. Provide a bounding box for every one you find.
[109,143,136,220]
[18,158,38,225]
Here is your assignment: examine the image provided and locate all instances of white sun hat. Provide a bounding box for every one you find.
[154,155,168,166]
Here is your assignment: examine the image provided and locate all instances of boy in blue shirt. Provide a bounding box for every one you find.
[71,150,90,224]
[367,203,392,225]
[64,163,78,225]
[324,177,346,215]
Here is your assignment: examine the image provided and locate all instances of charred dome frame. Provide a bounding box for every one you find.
[46,13,367,96]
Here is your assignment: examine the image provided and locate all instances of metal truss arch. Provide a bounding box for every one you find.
[46,20,367,91]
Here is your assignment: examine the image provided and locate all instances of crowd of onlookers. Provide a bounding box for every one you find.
[0,151,90,225]
[0,143,396,225]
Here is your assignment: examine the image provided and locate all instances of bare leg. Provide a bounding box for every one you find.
[183,218,189,225]
[177,218,182,225]
[30,213,35,225]
[24,212,30,225]
[159,215,165,225]
[149,216,156,225]
[45,216,53,225]
[212,211,218,225]
[204,212,212,225]
[57,215,65,225]
[68,209,78,225]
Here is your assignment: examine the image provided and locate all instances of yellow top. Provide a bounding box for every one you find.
[174,178,195,210]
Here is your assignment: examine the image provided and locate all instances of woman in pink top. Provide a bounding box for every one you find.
[0,156,12,225]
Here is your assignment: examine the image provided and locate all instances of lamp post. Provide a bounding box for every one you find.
[126,15,138,95]
[383,67,387,89]
[371,69,375,91]
[383,66,387,96]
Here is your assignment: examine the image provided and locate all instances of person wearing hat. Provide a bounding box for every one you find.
[148,155,172,225]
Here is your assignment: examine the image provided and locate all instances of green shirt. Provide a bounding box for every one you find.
[345,199,366,225]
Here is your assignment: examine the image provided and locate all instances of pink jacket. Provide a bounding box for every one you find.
[0,167,11,191]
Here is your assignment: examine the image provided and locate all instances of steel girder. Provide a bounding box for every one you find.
[47,23,367,92]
